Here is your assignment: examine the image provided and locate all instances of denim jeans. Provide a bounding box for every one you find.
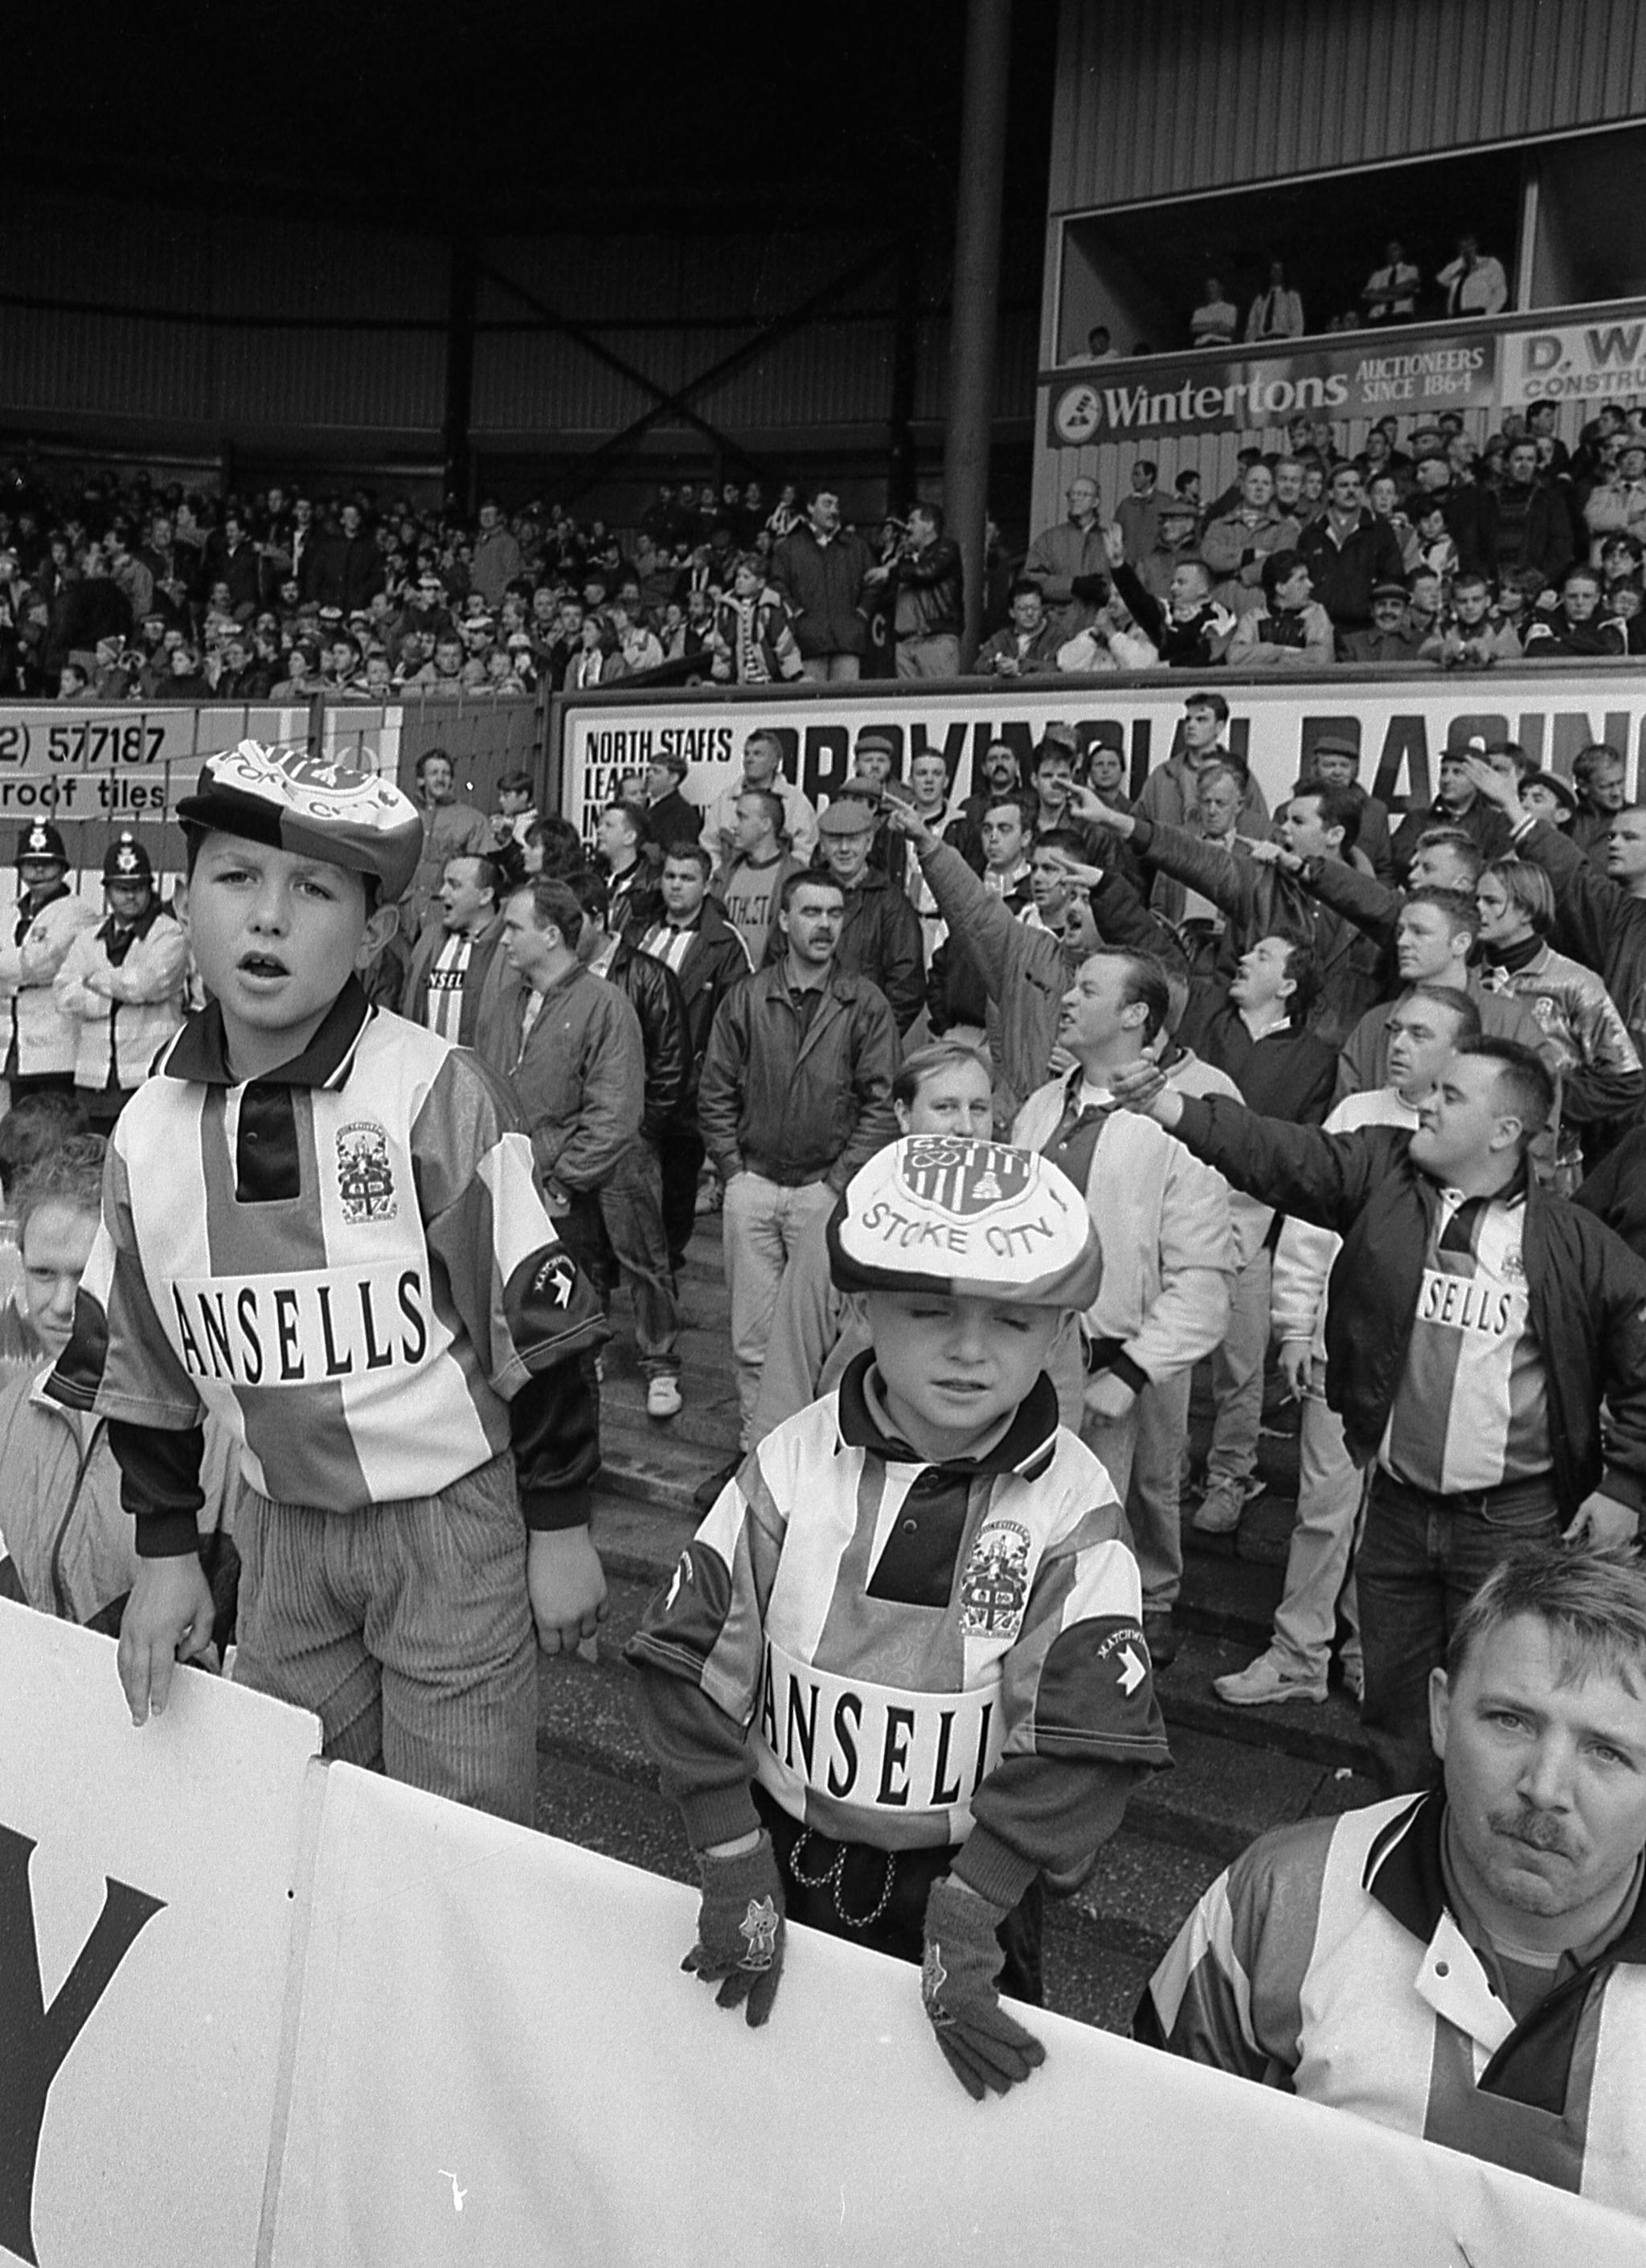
[1357,1470,1560,1793]
[561,1140,682,1378]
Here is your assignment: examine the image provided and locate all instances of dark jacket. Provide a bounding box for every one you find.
[399,912,506,1047]
[768,525,874,660]
[602,933,691,1138]
[1109,563,1230,669]
[1174,993,1338,1124]
[886,537,964,641]
[698,962,898,1191]
[1169,1095,1646,1517]
[302,528,386,612]
[1297,510,1408,633]
[645,788,702,854]
[633,898,752,1068]
[768,866,923,1034]
[1578,1125,1646,1264]
[1490,478,1576,583]
[1131,818,1384,1050]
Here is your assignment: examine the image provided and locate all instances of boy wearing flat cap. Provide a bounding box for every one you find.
[629,1136,1168,2098]
[47,739,608,1824]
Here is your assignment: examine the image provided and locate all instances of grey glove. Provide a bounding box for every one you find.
[683,1833,786,2028]
[921,1876,1046,2100]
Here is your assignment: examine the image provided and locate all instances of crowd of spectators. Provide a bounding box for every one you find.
[6,628,1646,2200]
[4,387,1643,714]
[1022,397,1646,673]
[0,461,919,705]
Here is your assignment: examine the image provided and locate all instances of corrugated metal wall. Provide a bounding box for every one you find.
[0,188,1038,497]
[0,190,448,436]
[1051,0,1646,213]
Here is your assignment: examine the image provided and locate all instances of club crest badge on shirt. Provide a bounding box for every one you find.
[898,1137,1033,1219]
[958,1520,1032,1640]
[337,1121,397,1223]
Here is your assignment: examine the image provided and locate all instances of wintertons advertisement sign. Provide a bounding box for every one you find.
[1046,337,1496,444]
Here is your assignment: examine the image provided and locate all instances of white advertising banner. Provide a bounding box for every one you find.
[1500,315,1646,410]
[5,1603,1644,2266]
[265,1760,1646,2268]
[0,1601,319,2268]
[559,669,1646,845]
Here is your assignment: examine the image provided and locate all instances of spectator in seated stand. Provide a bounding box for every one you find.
[695,868,899,1488]
[1419,569,1523,667]
[0,1136,243,1633]
[1492,439,1575,587]
[52,833,188,1132]
[1141,1545,1646,2221]
[707,554,803,685]
[1115,461,1162,564]
[1226,551,1336,669]
[1103,531,1235,670]
[1189,277,1240,349]
[974,579,1063,678]
[1201,461,1303,619]
[1022,475,1110,643]
[1341,579,1424,663]
[1080,324,1119,362]
[1296,463,1408,645]
[1134,494,1206,606]
[1054,586,1159,673]
[768,486,874,684]
[1522,564,1627,659]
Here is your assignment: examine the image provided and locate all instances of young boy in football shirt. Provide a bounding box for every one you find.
[47,739,608,1825]
[628,1136,1169,2098]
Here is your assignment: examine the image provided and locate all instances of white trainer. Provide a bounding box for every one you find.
[1213,1651,1329,1708]
[646,1374,683,1419]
